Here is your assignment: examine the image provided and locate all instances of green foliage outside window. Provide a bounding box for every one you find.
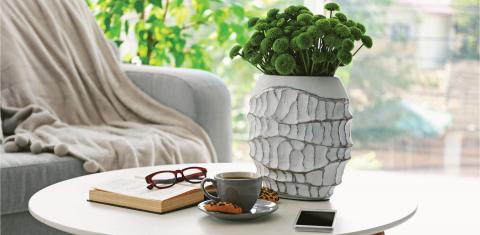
[451,0,479,60]
[86,0,250,70]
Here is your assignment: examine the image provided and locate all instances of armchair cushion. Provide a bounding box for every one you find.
[0,147,86,215]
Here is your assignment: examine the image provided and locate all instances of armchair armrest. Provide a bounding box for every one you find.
[121,64,232,163]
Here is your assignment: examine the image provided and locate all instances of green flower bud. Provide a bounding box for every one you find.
[249,53,263,64]
[275,54,296,75]
[284,25,295,34]
[276,13,286,19]
[315,19,331,32]
[334,24,351,38]
[291,30,302,38]
[337,49,352,64]
[356,23,366,33]
[345,20,355,27]
[277,18,286,27]
[229,45,242,59]
[328,18,339,27]
[324,2,340,11]
[361,35,373,48]
[287,20,299,26]
[283,25,296,34]
[296,32,313,49]
[242,41,257,58]
[290,37,299,50]
[299,9,313,15]
[247,17,260,28]
[324,34,341,48]
[285,5,300,17]
[342,39,354,51]
[260,38,274,52]
[256,19,267,25]
[270,20,278,27]
[350,27,362,40]
[254,19,269,31]
[335,12,347,22]
[251,32,265,46]
[271,53,279,66]
[273,37,290,53]
[307,26,319,35]
[313,14,326,21]
[265,27,283,39]
[267,8,280,19]
[255,22,269,31]
[297,13,313,26]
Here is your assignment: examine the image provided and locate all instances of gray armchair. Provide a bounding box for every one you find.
[1,65,232,234]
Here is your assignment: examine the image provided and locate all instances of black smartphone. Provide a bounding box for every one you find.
[293,209,337,232]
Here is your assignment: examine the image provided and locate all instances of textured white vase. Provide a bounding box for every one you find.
[247,74,352,200]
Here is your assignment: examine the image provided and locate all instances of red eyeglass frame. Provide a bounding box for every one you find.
[145,166,207,190]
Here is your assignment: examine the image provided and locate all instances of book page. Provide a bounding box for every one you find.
[93,178,198,201]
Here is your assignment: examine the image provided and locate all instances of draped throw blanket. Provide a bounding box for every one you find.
[0,0,217,172]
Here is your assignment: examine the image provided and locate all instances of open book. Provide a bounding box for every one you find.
[89,178,212,214]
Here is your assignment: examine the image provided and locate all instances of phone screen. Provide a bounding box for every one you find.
[296,210,336,227]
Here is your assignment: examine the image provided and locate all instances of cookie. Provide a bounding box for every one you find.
[204,201,242,214]
[259,187,279,203]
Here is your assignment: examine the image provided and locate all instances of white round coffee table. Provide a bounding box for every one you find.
[29,163,417,235]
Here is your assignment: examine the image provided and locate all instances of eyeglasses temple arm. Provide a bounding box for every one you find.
[184,172,205,180]
[151,178,178,184]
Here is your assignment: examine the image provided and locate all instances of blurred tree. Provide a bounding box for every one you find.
[451,0,480,60]
[87,0,250,70]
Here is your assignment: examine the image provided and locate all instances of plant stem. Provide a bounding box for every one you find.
[310,48,316,75]
[352,44,364,56]
[305,50,310,74]
[181,13,212,30]
[163,0,170,21]
[300,51,308,75]
[256,66,265,73]
[239,54,264,73]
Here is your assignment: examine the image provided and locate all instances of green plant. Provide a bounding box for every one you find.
[229,3,373,76]
[87,0,249,70]
[451,0,479,60]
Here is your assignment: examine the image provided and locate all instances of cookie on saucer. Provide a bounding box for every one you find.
[204,201,242,214]
[258,187,279,203]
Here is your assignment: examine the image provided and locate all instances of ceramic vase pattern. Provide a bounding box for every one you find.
[247,75,352,200]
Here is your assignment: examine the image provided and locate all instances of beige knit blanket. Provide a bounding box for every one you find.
[0,0,216,172]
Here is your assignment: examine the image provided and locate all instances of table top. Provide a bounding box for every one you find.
[29,163,417,235]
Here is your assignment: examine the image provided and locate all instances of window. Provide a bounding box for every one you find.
[231,0,480,177]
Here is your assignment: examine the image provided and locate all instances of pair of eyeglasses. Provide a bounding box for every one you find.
[145,167,207,189]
